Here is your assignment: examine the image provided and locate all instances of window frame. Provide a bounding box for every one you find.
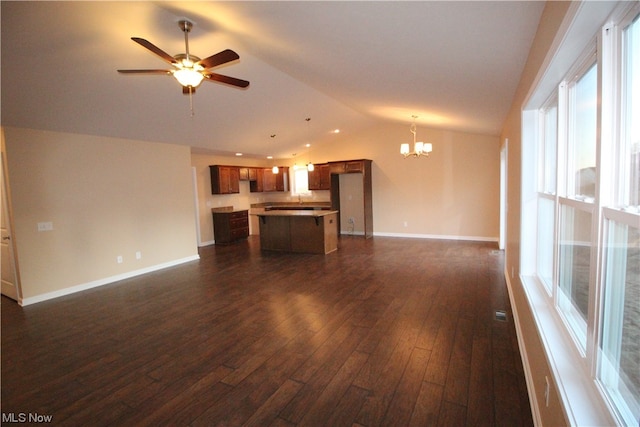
[519,2,640,426]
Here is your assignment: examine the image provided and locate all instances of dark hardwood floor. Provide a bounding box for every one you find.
[1,236,532,426]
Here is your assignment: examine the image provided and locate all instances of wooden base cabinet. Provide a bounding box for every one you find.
[256,211,338,254]
[212,209,249,244]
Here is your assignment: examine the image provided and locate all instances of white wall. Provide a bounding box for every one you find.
[4,127,199,304]
[310,121,501,240]
[192,121,501,245]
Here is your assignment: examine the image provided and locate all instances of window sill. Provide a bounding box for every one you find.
[519,274,618,426]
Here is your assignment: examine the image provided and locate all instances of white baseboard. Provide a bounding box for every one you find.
[19,255,200,306]
[373,231,498,242]
[504,269,541,426]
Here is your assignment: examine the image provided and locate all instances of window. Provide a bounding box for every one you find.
[567,62,598,201]
[557,203,592,350]
[598,217,640,424]
[596,13,640,425]
[536,197,555,291]
[541,101,558,195]
[521,3,640,426]
[292,167,310,196]
[557,56,598,350]
[537,98,559,292]
[619,13,640,211]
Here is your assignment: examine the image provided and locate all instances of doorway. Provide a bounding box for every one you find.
[1,132,21,302]
[499,138,508,250]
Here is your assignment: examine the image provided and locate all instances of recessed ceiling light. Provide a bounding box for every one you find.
[332,129,340,134]
[235,153,243,156]
[305,143,311,148]
[267,155,273,159]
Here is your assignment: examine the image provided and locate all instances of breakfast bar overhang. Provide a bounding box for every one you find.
[254,210,339,254]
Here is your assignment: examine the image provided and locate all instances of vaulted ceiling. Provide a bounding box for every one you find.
[1,1,545,159]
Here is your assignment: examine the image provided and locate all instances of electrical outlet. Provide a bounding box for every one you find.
[117,256,123,264]
[348,217,355,224]
[403,221,408,227]
[135,251,142,260]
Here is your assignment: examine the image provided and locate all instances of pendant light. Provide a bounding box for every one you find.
[400,115,432,158]
[305,117,314,171]
[269,134,279,174]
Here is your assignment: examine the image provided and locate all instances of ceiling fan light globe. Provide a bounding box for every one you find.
[173,69,204,87]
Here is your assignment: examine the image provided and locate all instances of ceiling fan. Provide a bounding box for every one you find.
[118,20,249,94]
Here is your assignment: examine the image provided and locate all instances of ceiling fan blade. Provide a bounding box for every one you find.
[117,69,172,74]
[204,72,249,88]
[131,37,177,65]
[196,49,239,70]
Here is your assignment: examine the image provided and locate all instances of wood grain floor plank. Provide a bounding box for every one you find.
[1,236,531,426]
[381,347,431,427]
[409,381,444,427]
[297,350,369,425]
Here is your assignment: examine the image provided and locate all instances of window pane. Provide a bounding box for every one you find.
[622,15,640,210]
[543,104,558,194]
[558,204,591,348]
[598,221,640,425]
[537,196,555,291]
[569,63,598,200]
[293,167,310,195]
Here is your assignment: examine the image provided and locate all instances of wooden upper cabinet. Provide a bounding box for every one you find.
[210,165,240,194]
[238,167,250,181]
[329,160,366,174]
[308,163,330,190]
[275,167,289,191]
[250,167,288,193]
[262,168,277,192]
[249,168,258,181]
[210,165,290,194]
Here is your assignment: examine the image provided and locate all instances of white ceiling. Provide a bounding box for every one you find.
[1,1,544,159]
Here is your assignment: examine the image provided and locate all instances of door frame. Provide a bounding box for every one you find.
[1,129,22,302]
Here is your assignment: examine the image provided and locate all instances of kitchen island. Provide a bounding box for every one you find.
[254,210,338,254]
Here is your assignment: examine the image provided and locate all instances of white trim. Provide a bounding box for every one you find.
[373,231,498,242]
[520,274,616,427]
[199,239,215,247]
[192,166,202,247]
[524,1,619,111]
[505,270,541,426]
[19,255,200,306]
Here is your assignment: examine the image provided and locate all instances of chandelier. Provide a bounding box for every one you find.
[400,115,432,158]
